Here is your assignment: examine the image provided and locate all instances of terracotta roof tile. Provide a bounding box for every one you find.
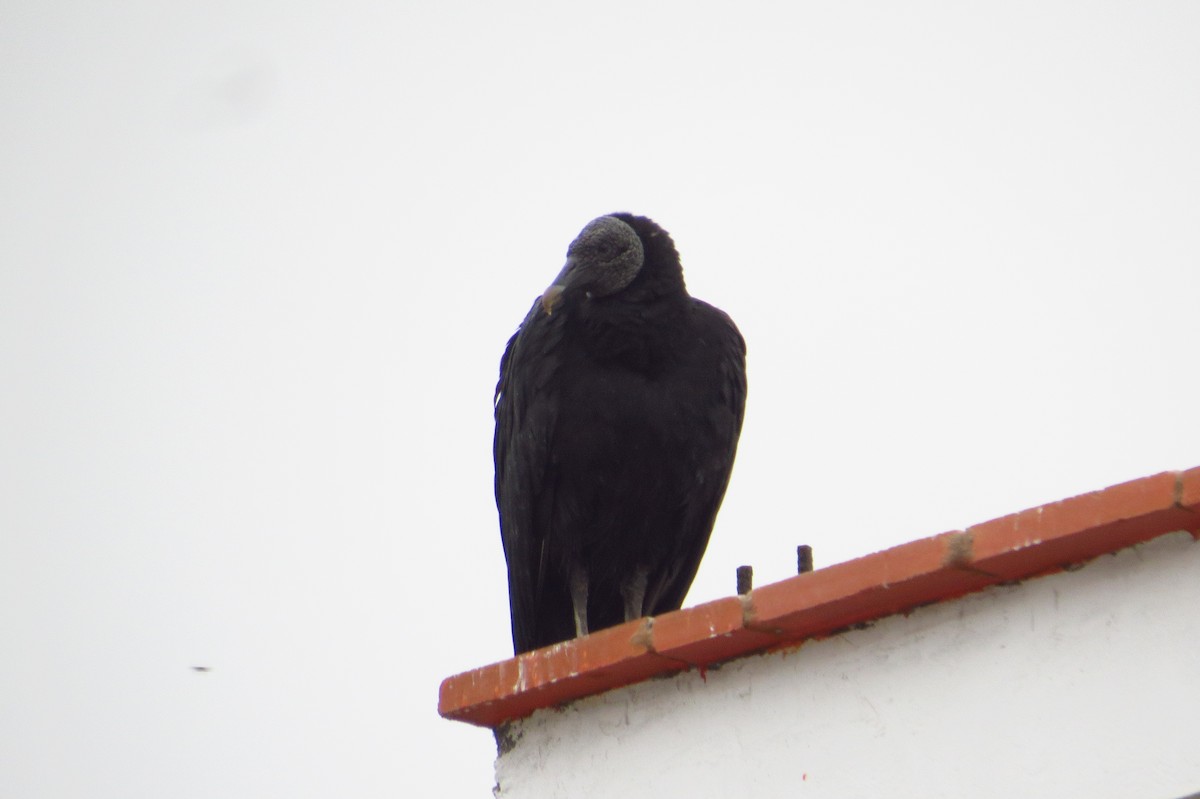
[1180,465,1200,521]
[745,531,995,639]
[650,596,777,665]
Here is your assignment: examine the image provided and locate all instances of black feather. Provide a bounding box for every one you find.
[494,213,746,654]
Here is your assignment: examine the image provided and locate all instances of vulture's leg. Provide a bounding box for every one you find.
[622,566,649,622]
[569,566,589,638]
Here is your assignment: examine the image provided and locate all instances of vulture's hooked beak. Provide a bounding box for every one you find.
[540,258,574,315]
[541,284,565,315]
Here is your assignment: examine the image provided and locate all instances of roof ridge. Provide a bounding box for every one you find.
[440,467,1200,728]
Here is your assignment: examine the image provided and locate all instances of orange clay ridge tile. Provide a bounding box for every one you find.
[440,468,1200,728]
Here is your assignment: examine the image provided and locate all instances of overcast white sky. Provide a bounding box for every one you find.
[3,1,1199,796]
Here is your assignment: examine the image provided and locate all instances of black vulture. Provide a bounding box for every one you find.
[494,213,746,655]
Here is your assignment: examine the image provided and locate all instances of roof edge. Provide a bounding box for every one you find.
[440,466,1200,728]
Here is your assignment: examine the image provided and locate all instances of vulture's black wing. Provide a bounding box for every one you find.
[641,299,747,615]
[494,300,573,654]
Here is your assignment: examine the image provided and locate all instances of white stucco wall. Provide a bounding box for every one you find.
[495,531,1200,799]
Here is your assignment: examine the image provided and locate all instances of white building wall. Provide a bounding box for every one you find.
[496,531,1200,799]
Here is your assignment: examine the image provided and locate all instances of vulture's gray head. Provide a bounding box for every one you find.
[541,215,645,314]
